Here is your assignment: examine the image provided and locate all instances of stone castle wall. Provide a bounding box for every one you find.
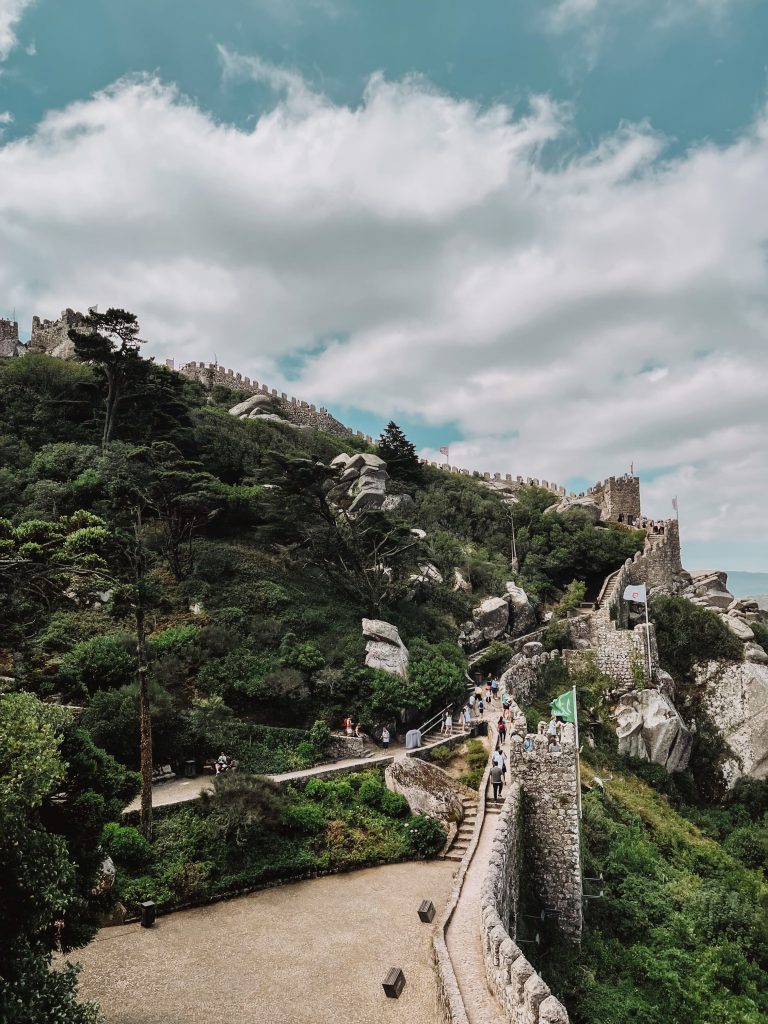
[508,727,583,941]
[591,521,682,686]
[480,780,571,1023]
[28,308,88,359]
[177,360,370,441]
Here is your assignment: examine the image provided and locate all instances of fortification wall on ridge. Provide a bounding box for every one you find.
[28,308,87,359]
[588,475,641,520]
[591,521,683,686]
[177,360,370,441]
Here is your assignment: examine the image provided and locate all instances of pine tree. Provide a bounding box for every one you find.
[376,421,423,485]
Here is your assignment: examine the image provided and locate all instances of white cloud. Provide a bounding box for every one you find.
[1,66,767,567]
[0,0,35,61]
[547,0,751,30]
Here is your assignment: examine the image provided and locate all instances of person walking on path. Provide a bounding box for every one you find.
[547,713,560,749]
[490,761,503,802]
[468,693,475,716]
[491,677,499,703]
[381,726,390,750]
[462,705,471,732]
[477,697,485,720]
[486,675,493,702]
[443,710,453,735]
[497,717,507,745]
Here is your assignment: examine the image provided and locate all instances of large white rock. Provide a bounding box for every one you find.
[382,494,414,512]
[614,689,693,772]
[229,393,274,417]
[695,659,768,781]
[722,614,754,641]
[745,642,768,665]
[545,495,602,524]
[409,562,443,586]
[385,756,465,828]
[472,596,509,640]
[453,569,472,592]
[503,582,537,637]
[701,590,734,610]
[362,618,409,678]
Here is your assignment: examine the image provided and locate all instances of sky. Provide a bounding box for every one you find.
[1,1,767,571]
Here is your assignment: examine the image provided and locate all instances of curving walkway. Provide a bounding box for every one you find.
[444,727,508,1024]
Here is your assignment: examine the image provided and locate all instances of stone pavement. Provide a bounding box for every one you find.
[445,732,508,1024]
[69,859,456,1024]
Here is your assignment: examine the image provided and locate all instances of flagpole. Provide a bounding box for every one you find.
[572,684,582,820]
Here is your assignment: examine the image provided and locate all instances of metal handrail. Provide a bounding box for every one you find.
[417,702,455,737]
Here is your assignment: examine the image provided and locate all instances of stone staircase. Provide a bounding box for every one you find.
[444,795,478,862]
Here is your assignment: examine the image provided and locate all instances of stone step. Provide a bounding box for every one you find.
[444,851,466,862]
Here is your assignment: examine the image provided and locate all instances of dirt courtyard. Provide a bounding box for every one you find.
[68,859,456,1024]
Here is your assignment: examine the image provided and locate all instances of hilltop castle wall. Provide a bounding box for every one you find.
[588,475,641,521]
[591,521,683,686]
[27,308,88,359]
[177,360,370,440]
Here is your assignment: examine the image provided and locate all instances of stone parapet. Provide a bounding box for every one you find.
[508,730,583,941]
[178,361,366,440]
[480,782,571,1024]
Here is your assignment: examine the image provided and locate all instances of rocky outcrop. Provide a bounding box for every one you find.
[362,618,409,678]
[695,659,768,783]
[504,582,537,636]
[544,495,602,524]
[460,583,537,652]
[613,689,693,772]
[229,393,284,420]
[329,452,389,512]
[382,493,414,513]
[384,756,467,831]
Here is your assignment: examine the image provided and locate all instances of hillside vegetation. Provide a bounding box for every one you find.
[1,315,763,1024]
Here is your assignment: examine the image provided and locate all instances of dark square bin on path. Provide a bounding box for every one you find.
[382,967,406,998]
[184,760,197,779]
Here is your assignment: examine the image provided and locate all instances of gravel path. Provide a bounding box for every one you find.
[69,859,456,1024]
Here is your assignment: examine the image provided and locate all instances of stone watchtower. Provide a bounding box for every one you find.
[0,318,24,358]
[589,475,641,522]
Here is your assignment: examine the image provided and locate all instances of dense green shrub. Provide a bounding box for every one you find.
[100,823,152,870]
[404,814,447,857]
[651,595,743,678]
[58,635,136,697]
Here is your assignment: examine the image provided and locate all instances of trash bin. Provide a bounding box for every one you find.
[405,729,422,750]
[140,901,156,928]
[184,759,197,779]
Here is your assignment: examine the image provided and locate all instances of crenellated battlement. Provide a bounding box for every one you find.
[0,317,23,358]
[176,360,372,441]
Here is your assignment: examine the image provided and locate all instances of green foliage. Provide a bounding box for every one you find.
[471,640,513,672]
[556,579,586,615]
[404,814,447,857]
[114,770,444,912]
[541,618,572,652]
[651,595,743,678]
[458,737,488,789]
[749,620,768,654]
[58,634,136,697]
[407,637,467,710]
[535,772,768,1024]
[376,421,423,486]
[100,823,152,870]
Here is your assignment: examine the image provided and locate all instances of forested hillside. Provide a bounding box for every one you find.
[1,315,765,1024]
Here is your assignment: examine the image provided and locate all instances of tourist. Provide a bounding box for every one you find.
[523,736,534,752]
[490,760,503,802]
[344,715,353,736]
[547,713,560,749]
[491,677,499,702]
[462,705,471,732]
[443,710,453,735]
[486,675,493,701]
[381,726,390,750]
[477,697,485,719]
[469,693,475,715]
[215,752,230,774]
[355,722,363,739]
[475,684,483,702]
[497,717,507,744]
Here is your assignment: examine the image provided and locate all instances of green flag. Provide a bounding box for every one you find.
[550,688,576,723]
